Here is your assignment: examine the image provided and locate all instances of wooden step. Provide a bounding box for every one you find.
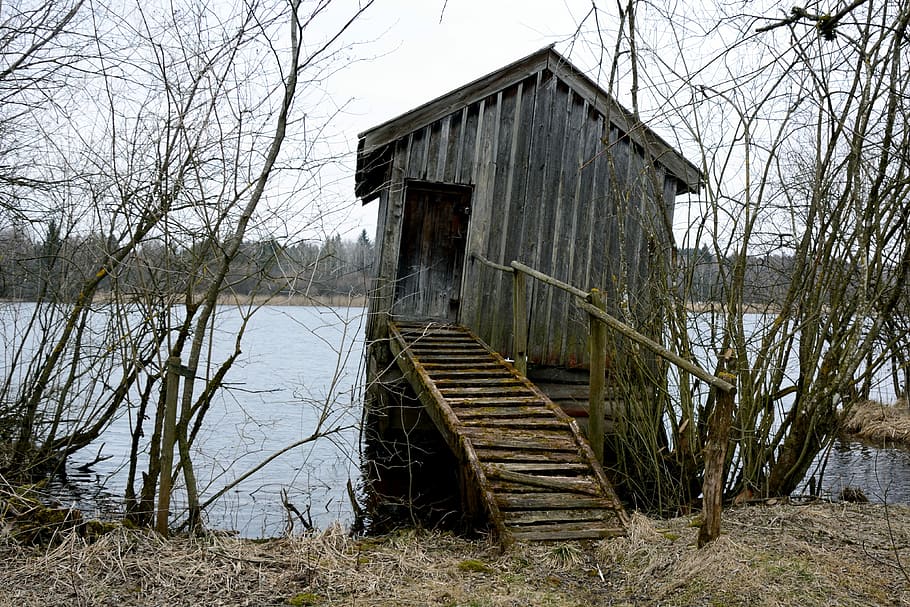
[496,493,610,510]
[503,508,614,525]
[507,521,624,541]
[387,319,626,545]
[454,407,554,420]
[459,417,567,429]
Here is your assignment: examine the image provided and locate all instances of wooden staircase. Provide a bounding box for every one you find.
[388,319,628,542]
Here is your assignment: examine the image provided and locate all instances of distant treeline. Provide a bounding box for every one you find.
[0,224,375,302]
[0,230,856,306]
[679,246,796,304]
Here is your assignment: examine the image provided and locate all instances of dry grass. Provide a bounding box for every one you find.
[844,400,910,445]
[1,503,909,606]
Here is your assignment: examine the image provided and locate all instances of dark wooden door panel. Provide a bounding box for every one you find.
[394,185,470,320]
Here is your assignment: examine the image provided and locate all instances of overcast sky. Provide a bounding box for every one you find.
[323,0,605,240]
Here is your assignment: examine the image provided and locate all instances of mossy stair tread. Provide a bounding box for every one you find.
[387,320,626,543]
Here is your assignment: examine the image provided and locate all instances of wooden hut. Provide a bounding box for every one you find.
[355,46,699,533]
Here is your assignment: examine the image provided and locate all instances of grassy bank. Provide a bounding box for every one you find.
[844,400,910,446]
[1,503,907,606]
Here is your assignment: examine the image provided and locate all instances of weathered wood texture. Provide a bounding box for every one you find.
[358,48,694,370]
[393,184,471,320]
[388,320,627,544]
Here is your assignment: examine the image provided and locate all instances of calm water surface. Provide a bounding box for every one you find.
[22,307,910,535]
[63,305,365,538]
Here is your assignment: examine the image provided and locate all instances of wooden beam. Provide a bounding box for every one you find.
[577,299,736,394]
[587,289,607,465]
[485,465,601,496]
[698,352,737,548]
[512,268,528,376]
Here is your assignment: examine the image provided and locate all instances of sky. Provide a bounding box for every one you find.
[319,0,607,241]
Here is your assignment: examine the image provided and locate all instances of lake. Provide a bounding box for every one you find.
[50,305,366,538]
[9,306,910,536]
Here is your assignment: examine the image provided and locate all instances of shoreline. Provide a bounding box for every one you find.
[0,502,906,606]
[0,293,368,308]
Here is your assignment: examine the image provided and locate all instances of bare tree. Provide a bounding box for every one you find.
[574,0,910,510]
[0,0,374,533]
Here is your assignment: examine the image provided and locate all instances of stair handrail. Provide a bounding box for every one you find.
[473,252,736,544]
[472,253,735,394]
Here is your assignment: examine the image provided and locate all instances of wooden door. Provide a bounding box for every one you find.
[393,184,471,321]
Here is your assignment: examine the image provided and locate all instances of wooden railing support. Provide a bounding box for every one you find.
[157,355,181,537]
[577,300,735,394]
[698,349,737,548]
[587,289,607,465]
[512,269,528,376]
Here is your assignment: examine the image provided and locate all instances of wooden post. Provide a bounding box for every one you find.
[157,355,181,537]
[698,351,737,548]
[588,289,607,465]
[512,269,528,376]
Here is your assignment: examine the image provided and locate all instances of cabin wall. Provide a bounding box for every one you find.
[366,68,680,370]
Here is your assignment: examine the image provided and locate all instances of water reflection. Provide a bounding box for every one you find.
[811,439,910,503]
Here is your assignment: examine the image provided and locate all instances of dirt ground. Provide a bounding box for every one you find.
[1,502,908,606]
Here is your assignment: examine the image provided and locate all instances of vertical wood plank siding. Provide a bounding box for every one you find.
[371,68,679,369]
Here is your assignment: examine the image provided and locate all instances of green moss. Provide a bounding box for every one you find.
[286,592,321,606]
[457,558,492,574]
[81,519,119,540]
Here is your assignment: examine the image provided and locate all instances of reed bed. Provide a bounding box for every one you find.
[844,400,910,445]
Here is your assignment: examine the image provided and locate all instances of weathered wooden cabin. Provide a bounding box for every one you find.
[355,47,699,541]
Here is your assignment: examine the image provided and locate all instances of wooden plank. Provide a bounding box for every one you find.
[443,107,463,182]
[568,101,600,365]
[405,126,429,180]
[407,340,485,349]
[438,386,534,397]
[537,80,571,366]
[471,90,503,344]
[473,448,581,463]
[421,362,502,370]
[479,84,517,352]
[460,417,567,429]
[489,480,554,494]
[426,370,515,379]
[466,435,577,452]
[434,378,526,387]
[445,396,545,406]
[496,493,609,510]
[504,508,614,525]
[434,114,450,182]
[395,321,461,330]
[496,462,590,474]
[402,333,476,341]
[462,426,574,442]
[415,355,492,363]
[451,407,552,419]
[553,89,589,362]
[425,119,443,181]
[484,465,601,496]
[497,75,537,360]
[508,522,624,542]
